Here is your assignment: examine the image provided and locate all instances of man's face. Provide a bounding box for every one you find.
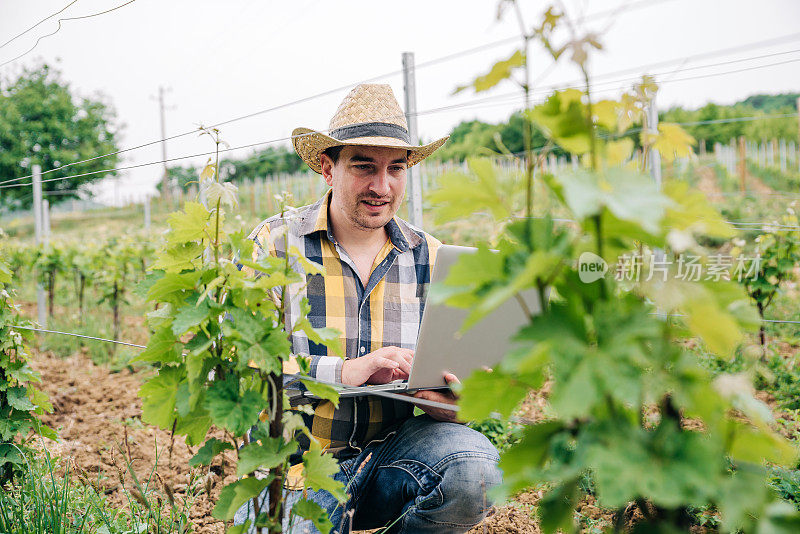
[321,145,408,231]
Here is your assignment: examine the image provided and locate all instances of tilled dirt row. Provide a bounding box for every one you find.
[33,349,235,533]
[32,349,543,533]
[36,344,797,533]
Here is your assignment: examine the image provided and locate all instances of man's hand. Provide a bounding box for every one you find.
[341,346,413,386]
[413,373,461,423]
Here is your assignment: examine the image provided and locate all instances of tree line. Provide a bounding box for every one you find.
[428,92,799,162]
[1,62,796,210]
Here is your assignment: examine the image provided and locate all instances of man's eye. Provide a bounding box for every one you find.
[355,164,371,170]
[390,166,406,172]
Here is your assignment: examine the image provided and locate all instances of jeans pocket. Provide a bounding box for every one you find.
[416,485,443,511]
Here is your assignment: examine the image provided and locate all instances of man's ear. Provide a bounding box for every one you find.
[320,152,335,186]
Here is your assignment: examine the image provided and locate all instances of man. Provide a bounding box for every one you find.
[236,84,501,533]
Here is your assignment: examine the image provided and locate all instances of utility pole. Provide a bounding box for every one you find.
[32,165,47,327]
[152,86,173,198]
[402,52,423,228]
[646,97,666,311]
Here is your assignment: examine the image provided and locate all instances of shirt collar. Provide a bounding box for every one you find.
[298,189,422,252]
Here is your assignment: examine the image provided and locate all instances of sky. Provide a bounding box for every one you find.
[1,0,799,205]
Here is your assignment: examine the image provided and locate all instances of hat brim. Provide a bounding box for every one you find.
[292,127,448,174]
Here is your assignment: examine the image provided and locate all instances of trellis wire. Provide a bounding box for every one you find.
[13,325,147,349]
[15,315,800,412]
[13,325,458,411]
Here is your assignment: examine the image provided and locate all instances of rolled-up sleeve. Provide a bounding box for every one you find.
[309,355,343,383]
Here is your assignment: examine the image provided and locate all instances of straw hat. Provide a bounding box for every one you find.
[292,84,448,174]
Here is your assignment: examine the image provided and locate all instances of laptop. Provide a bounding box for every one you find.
[302,244,544,399]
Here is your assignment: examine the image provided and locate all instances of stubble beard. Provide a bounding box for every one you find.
[350,194,398,230]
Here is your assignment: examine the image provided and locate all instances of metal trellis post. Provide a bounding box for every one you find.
[402,52,423,229]
[647,96,662,189]
[144,196,151,230]
[32,165,47,327]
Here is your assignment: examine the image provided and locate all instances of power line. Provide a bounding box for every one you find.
[673,114,797,127]
[0,73,408,188]
[551,50,800,97]
[0,36,534,188]
[0,134,291,190]
[471,39,800,108]
[0,1,722,188]
[575,0,676,24]
[453,54,800,120]
[0,39,535,187]
[0,0,137,69]
[0,90,567,191]
[1,92,795,194]
[657,56,800,87]
[0,0,79,51]
[0,91,560,190]
[587,31,800,85]
[451,34,800,104]
[3,35,800,190]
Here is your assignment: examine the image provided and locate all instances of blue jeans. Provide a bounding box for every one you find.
[233,415,502,533]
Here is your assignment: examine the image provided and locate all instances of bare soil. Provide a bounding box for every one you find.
[696,166,725,203]
[745,169,774,196]
[30,337,799,534]
[33,349,235,534]
[695,163,776,199]
[32,348,546,533]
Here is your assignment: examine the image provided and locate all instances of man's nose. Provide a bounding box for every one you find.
[369,168,391,196]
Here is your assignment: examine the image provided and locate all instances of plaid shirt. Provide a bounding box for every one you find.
[248,190,440,456]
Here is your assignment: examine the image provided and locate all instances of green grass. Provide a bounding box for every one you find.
[0,445,199,534]
[747,163,800,192]
[770,466,800,510]
[468,417,524,453]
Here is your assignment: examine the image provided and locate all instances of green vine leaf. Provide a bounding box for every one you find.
[205,375,267,436]
[6,387,35,411]
[292,498,334,533]
[139,366,184,429]
[527,89,591,155]
[189,437,234,467]
[302,448,347,502]
[453,50,525,94]
[457,369,532,420]
[237,438,298,476]
[166,202,212,242]
[212,476,273,521]
[538,478,580,534]
[300,380,340,407]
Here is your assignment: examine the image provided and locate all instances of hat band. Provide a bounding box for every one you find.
[329,122,410,144]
